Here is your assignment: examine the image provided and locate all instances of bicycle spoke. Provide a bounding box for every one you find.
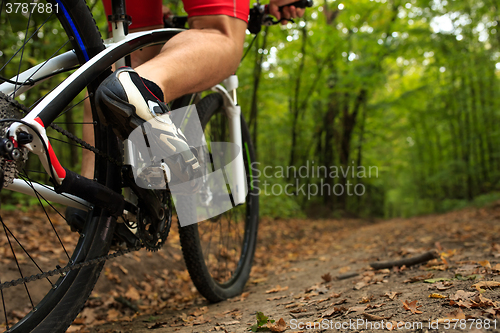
[55,94,90,117]
[0,278,8,331]
[203,220,216,268]
[19,172,88,208]
[12,39,72,97]
[1,218,54,287]
[13,9,34,97]
[1,217,34,308]
[0,11,54,73]
[20,173,71,261]
[47,135,85,149]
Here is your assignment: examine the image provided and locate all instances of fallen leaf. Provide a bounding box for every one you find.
[369,303,386,308]
[383,292,401,300]
[321,273,332,283]
[106,308,121,321]
[471,281,500,291]
[437,308,466,323]
[339,266,351,274]
[404,273,433,283]
[112,263,129,275]
[325,298,344,306]
[362,313,391,321]
[189,306,208,317]
[472,294,498,308]
[433,281,454,291]
[455,265,480,276]
[402,300,423,314]
[359,296,374,303]
[354,281,368,290]
[266,285,289,294]
[449,299,472,309]
[321,306,347,318]
[450,290,476,301]
[240,292,250,301]
[125,286,141,301]
[347,305,368,313]
[479,260,491,270]
[267,318,287,332]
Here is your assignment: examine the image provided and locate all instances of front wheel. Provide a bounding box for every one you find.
[178,93,259,302]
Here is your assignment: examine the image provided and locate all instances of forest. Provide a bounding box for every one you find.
[236,0,500,219]
[1,0,499,219]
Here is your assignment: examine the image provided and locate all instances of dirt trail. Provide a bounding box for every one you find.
[81,202,500,333]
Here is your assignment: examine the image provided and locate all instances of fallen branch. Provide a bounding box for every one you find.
[364,305,399,314]
[114,296,139,312]
[369,250,439,270]
[336,272,359,280]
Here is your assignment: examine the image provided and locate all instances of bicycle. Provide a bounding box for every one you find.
[0,0,311,331]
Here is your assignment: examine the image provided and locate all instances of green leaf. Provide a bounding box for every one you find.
[250,312,275,331]
[455,274,482,281]
[256,312,268,327]
[424,277,451,283]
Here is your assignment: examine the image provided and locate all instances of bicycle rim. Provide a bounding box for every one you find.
[179,93,259,302]
[0,1,118,332]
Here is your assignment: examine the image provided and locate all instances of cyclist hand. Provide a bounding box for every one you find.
[269,0,305,24]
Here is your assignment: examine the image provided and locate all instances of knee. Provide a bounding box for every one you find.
[188,15,247,51]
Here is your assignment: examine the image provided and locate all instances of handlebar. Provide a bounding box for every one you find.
[248,0,313,34]
[279,0,313,12]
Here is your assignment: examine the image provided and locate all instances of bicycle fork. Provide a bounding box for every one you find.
[213,75,247,206]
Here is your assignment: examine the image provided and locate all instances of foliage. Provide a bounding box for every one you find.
[250,311,274,332]
[237,0,500,218]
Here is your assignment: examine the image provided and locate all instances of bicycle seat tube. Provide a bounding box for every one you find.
[109,0,130,67]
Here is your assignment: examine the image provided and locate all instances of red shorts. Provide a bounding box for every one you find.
[103,0,249,31]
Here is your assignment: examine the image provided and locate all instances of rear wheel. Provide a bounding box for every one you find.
[0,1,119,332]
[178,93,259,302]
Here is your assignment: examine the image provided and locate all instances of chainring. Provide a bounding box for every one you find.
[0,92,28,187]
[136,191,172,251]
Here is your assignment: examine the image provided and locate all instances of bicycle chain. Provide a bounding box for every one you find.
[49,122,123,167]
[0,245,143,290]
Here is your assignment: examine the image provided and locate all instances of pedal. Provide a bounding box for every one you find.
[136,164,170,189]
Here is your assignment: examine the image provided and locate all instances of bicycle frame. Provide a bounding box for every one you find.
[1,26,247,210]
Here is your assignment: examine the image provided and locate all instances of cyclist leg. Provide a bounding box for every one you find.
[80,1,165,179]
[134,14,247,102]
[94,7,248,186]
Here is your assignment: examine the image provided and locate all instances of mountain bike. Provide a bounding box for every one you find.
[0,0,311,331]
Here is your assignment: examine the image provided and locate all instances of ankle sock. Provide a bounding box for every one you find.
[141,77,164,102]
